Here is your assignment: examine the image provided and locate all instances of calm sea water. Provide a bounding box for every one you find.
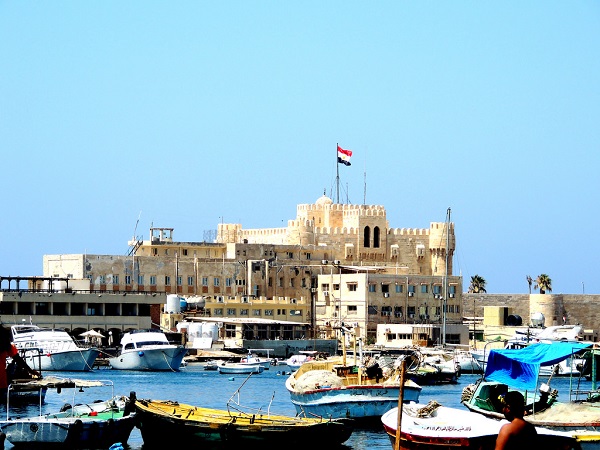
[2,367,593,449]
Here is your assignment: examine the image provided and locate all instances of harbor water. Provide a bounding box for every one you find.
[2,366,595,449]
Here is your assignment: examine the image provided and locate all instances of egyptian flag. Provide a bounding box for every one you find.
[337,145,352,166]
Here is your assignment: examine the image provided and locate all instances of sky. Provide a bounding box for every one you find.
[1,2,599,295]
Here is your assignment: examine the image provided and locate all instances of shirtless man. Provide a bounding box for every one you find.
[495,391,538,450]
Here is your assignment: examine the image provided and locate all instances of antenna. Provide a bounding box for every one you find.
[133,210,142,241]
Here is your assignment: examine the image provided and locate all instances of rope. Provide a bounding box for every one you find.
[461,383,476,403]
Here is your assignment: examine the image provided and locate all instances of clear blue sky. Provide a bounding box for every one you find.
[1,2,599,295]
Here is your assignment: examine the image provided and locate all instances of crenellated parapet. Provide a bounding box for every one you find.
[387,227,431,236]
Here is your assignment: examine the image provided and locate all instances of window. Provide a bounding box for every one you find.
[240,309,249,316]
[99,275,105,284]
[137,275,144,285]
[368,305,377,315]
[381,283,390,293]
[395,284,403,293]
[213,308,223,316]
[348,305,357,314]
[433,285,442,295]
[408,306,416,316]
[373,226,380,248]
[253,310,261,316]
[125,275,131,285]
[165,276,171,286]
[214,277,220,287]
[363,226,371,248]
[290,310,302,316]
[226,278,232,287]
[113,275,119,285]
[265,309,274,316]
[187,276,194,286]
[278,309,286,315]
[348,283,358,292]
[306,252,311,260]
[381,306,392,317]
[150,276,157,286]
[408,285,415,294]
[152,248,158,256]
[394,306,403,317]
[182,249,188,256]
[421,284,428,294]
[177,276,182,286]
[287,252,293,258]
[321,283,330,291]
[227,308,236,315]
[368,284,376,293]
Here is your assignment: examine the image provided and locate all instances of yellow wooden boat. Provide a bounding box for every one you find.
[134,398,353,447]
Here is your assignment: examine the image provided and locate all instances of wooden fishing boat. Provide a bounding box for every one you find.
[381,401,580,450]
[134,372,352,449]
[461,341,600,449]
[0,378,137,448]
[285,356,421,421]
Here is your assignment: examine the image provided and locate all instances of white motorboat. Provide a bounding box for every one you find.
[285,351,320,370]
[240,349,274,370]
[10,324,99,372]
[108,329,187,371]
[217,362,264,374]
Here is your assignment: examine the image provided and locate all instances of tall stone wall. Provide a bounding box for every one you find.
[463,293,600,332]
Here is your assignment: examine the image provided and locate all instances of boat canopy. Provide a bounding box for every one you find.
[484,341,592,391]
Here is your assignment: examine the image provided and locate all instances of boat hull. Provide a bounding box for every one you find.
[134,399,352,447]
[381,404,580,450]
[217,363,264,374]
[108,346,186,371]
[23,348,100,372]
[288,384,420,420]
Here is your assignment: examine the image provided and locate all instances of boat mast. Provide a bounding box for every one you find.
[443,207,451,346]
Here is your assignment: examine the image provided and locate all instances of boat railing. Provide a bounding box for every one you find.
[225,373,279,419]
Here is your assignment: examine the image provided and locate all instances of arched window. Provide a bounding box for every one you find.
[373,226,380,248]
[363,226,371,248]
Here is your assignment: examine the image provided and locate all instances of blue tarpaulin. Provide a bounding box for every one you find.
[484,341,592,391]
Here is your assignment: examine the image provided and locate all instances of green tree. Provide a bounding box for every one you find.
[468,275,487,293]
[526,275,533,294]
[534,274,552,294]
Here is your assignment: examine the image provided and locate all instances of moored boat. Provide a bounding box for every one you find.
[108,329,187,371]
[217,361,264,374]
[285,355,422,421]
[1,378,137,448]
[135,399,352,447]
[134,373,352,448]
[461,340,600,447]
[10,324,99,372]
[381,401,581,450]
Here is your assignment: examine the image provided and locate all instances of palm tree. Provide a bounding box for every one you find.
[526,275,533,294]
[468,275,487,293]
[534,274,552,294]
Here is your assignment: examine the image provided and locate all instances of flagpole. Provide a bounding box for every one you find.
[336,143,340,204]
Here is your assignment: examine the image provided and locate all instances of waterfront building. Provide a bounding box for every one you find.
[2,194,461,345]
